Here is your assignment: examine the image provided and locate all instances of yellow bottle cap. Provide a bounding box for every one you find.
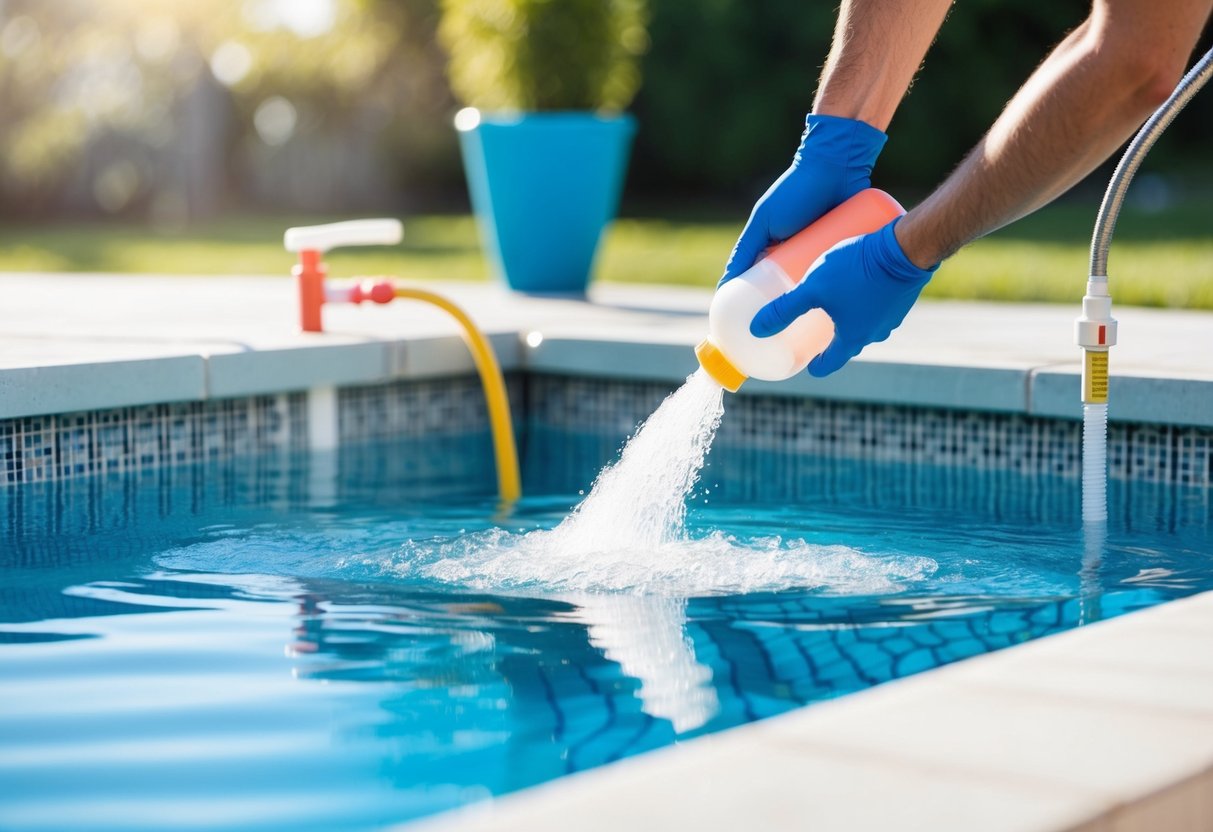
[695,339,746,393]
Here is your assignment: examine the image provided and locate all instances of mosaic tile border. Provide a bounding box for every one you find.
[2,372,1211,487]
[1,395,307,485]
[338,373,525,444]
[525,375,1213,487]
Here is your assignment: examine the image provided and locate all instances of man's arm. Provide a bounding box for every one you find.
[814,0,955,131]
[751,0,1212,378]
[897,0,1213,268]
[720,0,953,283]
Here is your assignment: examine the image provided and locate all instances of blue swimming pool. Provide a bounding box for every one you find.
[2,432,1211,830]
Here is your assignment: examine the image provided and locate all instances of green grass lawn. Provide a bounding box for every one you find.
[1,195,1210,308]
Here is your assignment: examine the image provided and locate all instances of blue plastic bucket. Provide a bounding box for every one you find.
[456,111,636,294]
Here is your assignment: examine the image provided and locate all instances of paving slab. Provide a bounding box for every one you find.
[0,356,207,419]
[3,273,1213,425]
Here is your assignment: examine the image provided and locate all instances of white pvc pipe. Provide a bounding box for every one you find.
[1081,403,1108,525]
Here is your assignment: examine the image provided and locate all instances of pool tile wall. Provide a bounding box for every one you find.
[0,375,524,486]
[1,396,307,485]
[338,374,526,443]
[2,372,1212,487]
[0,436,498,570]
[524,375,1213,487]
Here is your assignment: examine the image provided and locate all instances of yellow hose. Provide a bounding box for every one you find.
[393,287,521,503]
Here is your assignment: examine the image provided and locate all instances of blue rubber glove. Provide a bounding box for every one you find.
[720,114,888,286]
[749,219,938,377]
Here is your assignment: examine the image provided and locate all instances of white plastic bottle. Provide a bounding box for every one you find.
[696,189,905,391]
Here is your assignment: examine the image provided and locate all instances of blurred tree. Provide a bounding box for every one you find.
[437,0,648,111]
[366,0,464,200]
[628,0,1212,201]
[627,0,834,197]
[0,0,1207,220]
[0,0,459,220]
[628,0,1089,198]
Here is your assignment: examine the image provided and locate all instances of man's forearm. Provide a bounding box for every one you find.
[896,0,1212,268]
[813,0,954,131]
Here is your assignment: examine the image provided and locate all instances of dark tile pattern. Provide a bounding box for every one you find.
[2,371,1210,487]
[338,373,526,443]
[526,374,1213,487]
[2,395,305,485]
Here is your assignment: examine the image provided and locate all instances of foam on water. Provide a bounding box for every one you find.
[156,526,939,597]
[383,529,937,596]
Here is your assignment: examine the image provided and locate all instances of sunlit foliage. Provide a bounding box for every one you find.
[438,0,648,112]
[0,0,449,217]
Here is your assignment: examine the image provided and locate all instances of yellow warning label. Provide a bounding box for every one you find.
[1083,350,1108,403]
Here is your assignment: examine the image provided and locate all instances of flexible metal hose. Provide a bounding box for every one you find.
[1090,46,1213,277]
[1082,46,1213,533]
[1086,48,1208,531]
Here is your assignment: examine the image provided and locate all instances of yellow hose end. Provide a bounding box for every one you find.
[490,402,522,503]
[391,285,521,503]
[1082,349,1109,404]
[695,339,746,393]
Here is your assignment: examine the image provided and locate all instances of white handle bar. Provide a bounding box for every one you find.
[284,218,403,253]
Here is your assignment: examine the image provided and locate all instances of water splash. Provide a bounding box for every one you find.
[547,369,725,551]
[379,369,934,596]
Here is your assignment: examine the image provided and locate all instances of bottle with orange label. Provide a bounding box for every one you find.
[695,189,905,392]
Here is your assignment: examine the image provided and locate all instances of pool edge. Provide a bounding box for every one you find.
[408,589,1213,832]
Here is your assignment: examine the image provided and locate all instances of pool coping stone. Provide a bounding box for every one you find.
[4,274,1213,426]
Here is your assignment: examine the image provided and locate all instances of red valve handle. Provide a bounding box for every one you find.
[349,280,395,305]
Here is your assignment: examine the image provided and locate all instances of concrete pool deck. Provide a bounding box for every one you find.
[4,271,1213,831]
[3,272,1213,425]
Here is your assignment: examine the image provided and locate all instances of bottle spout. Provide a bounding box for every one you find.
[695,339,747,392]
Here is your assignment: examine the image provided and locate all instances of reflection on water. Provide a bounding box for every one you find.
[1080,522,1106,626]
[575,594,718,733]
[0,435,1211,830]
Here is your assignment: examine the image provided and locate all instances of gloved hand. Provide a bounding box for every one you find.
[720,113,888,285]
[749,219,938,377]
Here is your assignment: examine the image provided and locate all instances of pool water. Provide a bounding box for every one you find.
[2,433,1212,831]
